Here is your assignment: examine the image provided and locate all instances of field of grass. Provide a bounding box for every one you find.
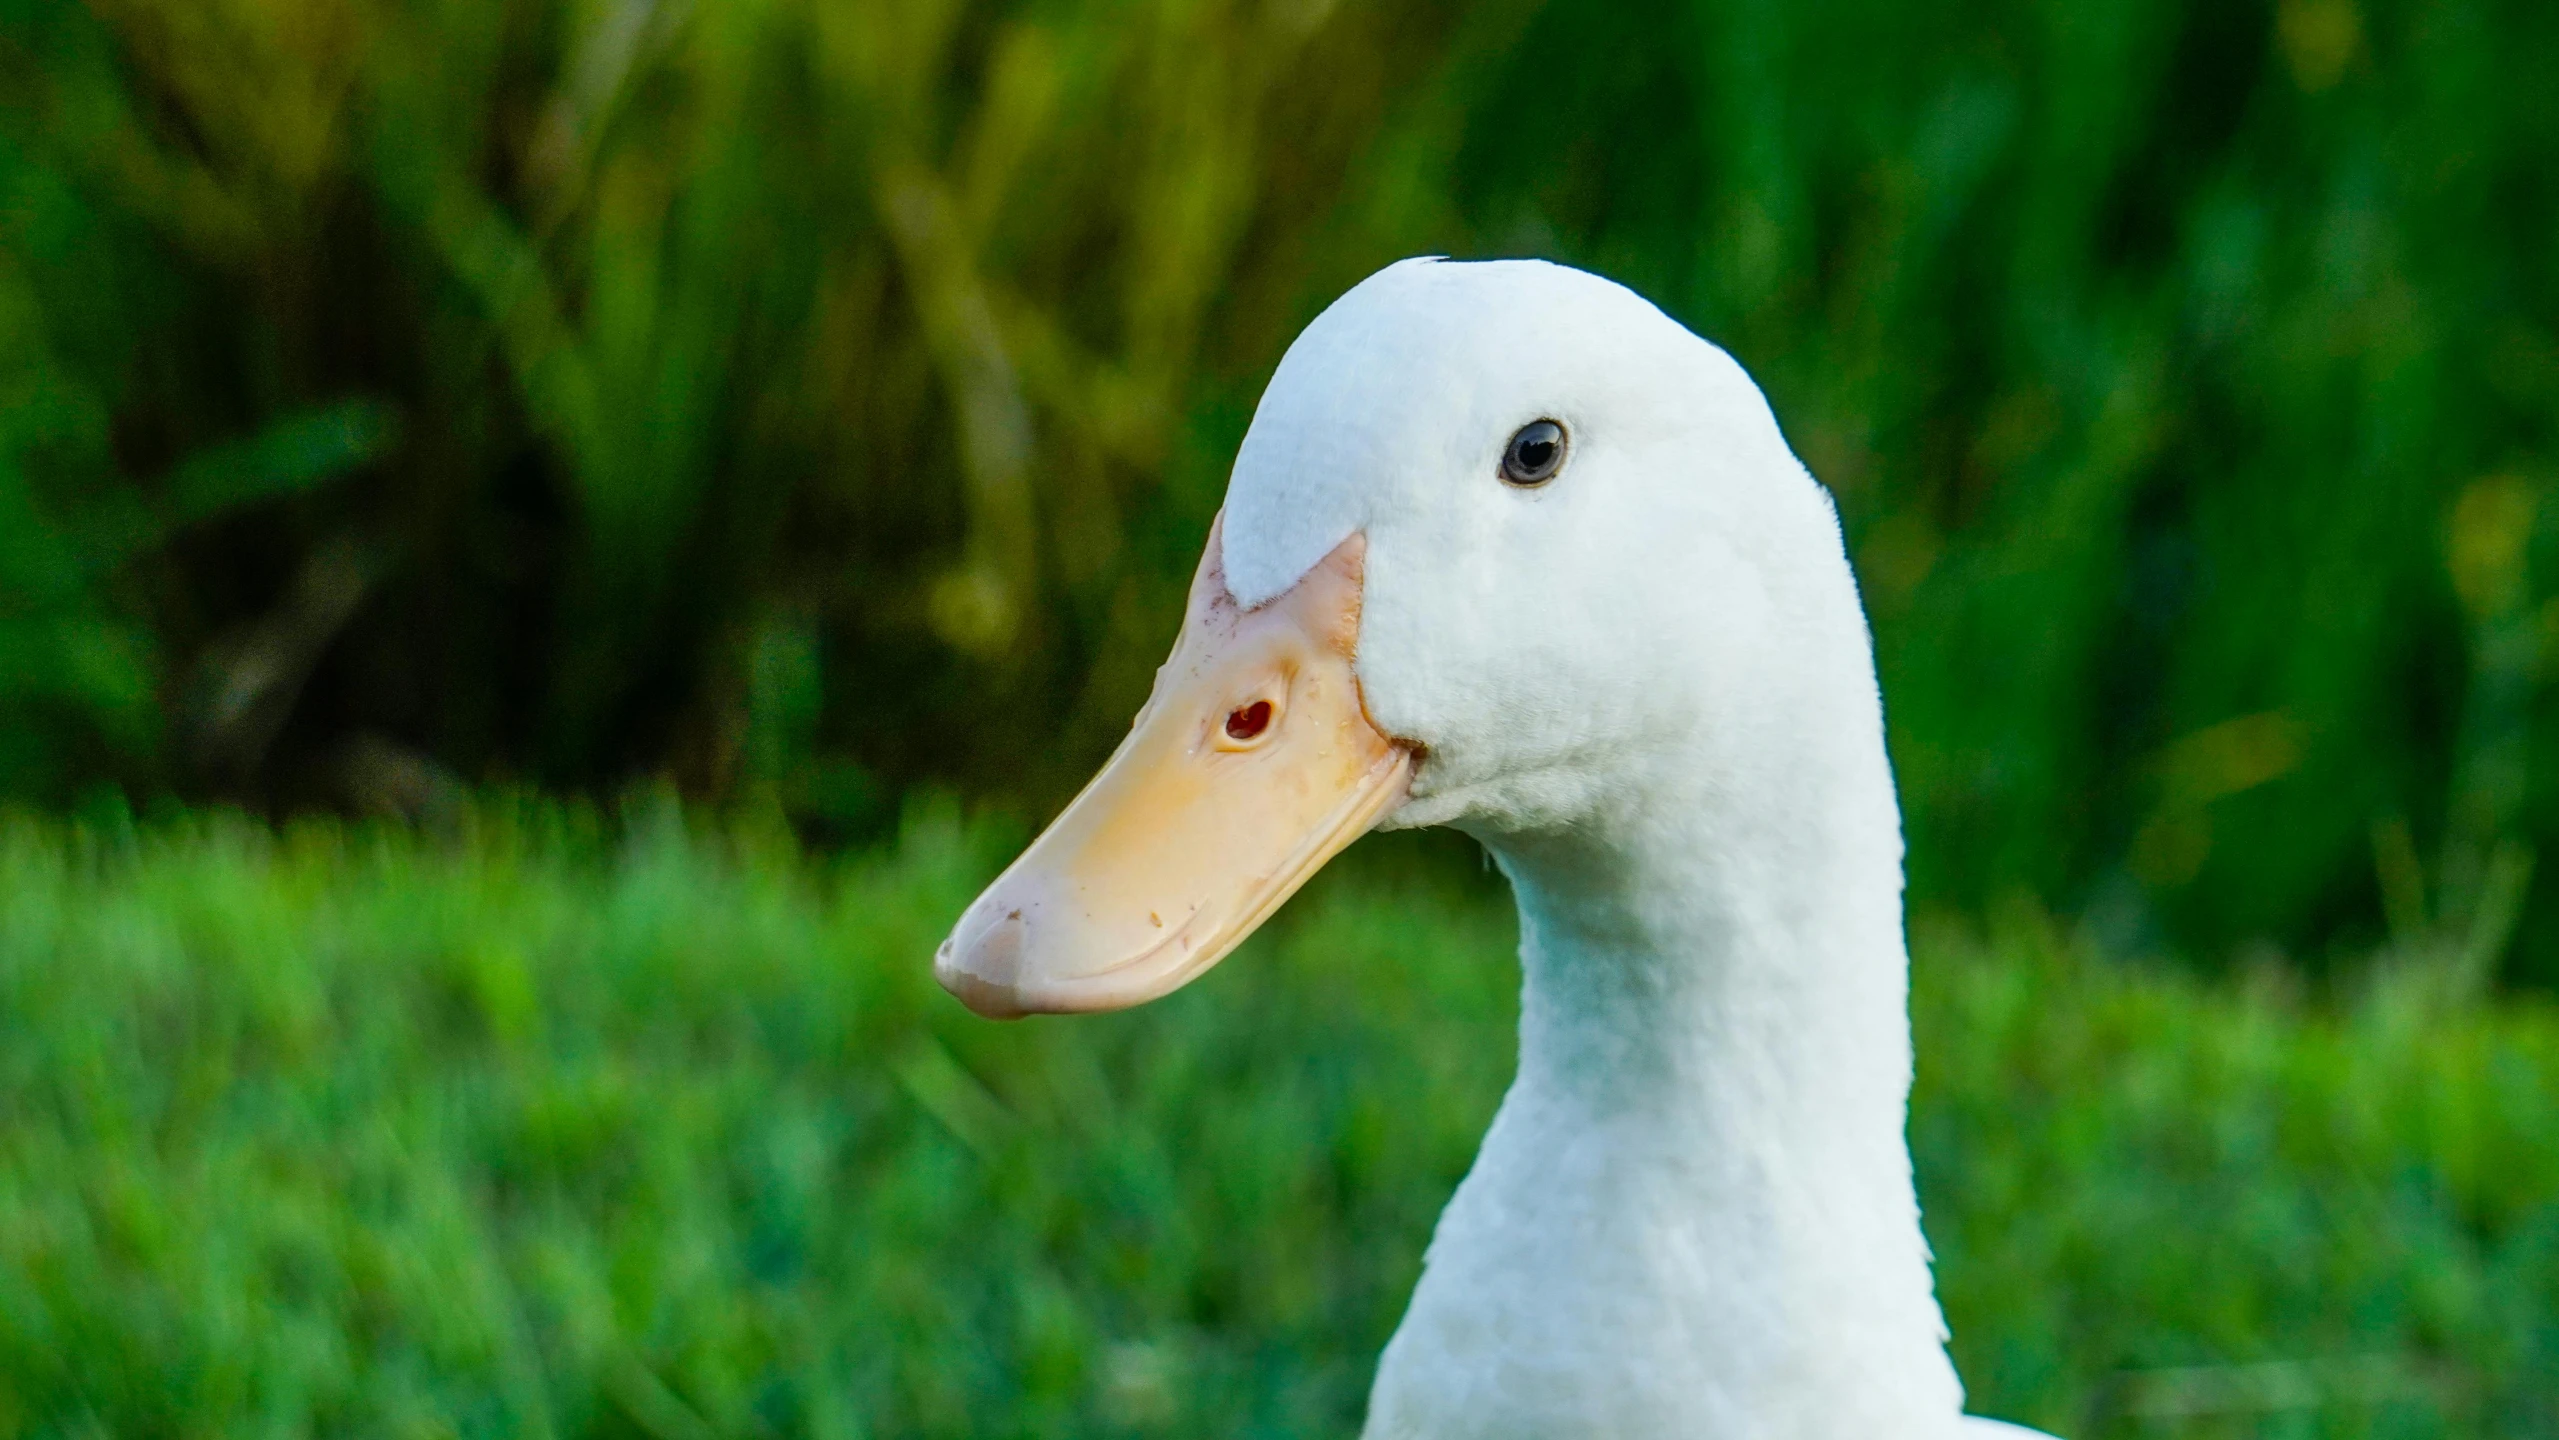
[2,801,2556,1438]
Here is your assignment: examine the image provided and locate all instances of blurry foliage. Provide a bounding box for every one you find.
[0,0,1450,817]
[3,0,2559,977]
[0,804,2554,1436]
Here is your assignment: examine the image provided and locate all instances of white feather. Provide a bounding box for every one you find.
[1223,258,2066,1439]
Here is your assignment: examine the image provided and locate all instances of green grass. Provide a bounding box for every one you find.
[2,803,2555,1438]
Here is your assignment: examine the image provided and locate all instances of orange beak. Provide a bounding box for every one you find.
[935,517,1414,1017]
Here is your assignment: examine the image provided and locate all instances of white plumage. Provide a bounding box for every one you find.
[1218,258,2062,1439]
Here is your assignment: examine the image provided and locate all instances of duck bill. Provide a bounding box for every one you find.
[936,518,1413,1018]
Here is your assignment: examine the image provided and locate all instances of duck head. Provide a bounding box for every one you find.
[937,256,1872,1017]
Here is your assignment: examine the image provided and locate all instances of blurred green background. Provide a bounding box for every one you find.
[4,0,2558,1433]
[6,0,2557,977]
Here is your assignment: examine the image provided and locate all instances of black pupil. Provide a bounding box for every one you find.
[1505,421,1563,483]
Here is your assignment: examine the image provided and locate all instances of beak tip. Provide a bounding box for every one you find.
[936,909,1033,1019]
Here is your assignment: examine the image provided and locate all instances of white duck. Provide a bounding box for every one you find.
[937,257,2060,1439]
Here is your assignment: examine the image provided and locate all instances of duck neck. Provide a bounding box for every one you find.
[1497,794,1917,1168]
[1451,761,1960,1426]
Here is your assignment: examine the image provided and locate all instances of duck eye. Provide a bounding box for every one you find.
[1501,419,1566,487]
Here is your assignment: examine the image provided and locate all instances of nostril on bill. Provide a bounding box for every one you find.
[1224,700,1273,741]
